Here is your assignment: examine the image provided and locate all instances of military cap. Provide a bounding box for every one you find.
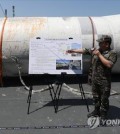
[96,35,112,44]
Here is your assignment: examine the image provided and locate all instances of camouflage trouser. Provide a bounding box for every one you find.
[92,80,111,112]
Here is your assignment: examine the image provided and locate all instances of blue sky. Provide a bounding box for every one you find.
[0,0,120,17]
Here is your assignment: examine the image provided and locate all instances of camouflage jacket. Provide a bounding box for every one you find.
[84,48,117,83]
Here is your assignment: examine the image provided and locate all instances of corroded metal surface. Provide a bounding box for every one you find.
[0,15,119,76]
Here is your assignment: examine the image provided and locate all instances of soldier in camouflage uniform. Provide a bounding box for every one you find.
[66,35,117,119]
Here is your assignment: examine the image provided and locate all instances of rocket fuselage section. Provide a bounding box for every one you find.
[0,15,120,77]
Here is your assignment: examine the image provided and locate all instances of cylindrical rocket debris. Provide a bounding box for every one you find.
[0,14,120,77]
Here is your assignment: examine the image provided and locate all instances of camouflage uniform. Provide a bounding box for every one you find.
[84,48,117,114]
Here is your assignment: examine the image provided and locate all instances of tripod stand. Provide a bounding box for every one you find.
[27,73,89,114]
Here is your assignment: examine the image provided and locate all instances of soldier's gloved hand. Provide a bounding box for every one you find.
[93,49,101,56]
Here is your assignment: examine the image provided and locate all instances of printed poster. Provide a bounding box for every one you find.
[29,38,83,74]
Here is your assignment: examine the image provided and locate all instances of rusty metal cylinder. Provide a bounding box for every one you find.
[0,15,120,77]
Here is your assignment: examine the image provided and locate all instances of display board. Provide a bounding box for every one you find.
[29,38,83,74]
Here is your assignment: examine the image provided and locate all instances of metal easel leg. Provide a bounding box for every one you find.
[48,82,63,113]
[48,84,58,113]
[47,73,65,113]
[79,83,89,112]
[27,86,33,114]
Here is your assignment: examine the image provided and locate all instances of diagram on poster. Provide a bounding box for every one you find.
[29,38,82,74]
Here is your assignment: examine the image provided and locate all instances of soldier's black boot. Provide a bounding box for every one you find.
[87,109,100,118]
